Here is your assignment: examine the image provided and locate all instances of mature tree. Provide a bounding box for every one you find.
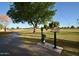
[16,26,19,29]
[0,15,10,32]
[49,21,59,29]
[71,25,75,29]
[7,2,56,33]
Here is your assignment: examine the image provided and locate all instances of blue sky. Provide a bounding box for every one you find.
[54,2,79,27]
[0,2,79,28]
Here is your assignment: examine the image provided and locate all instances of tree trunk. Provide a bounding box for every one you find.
[4,26,6,32]
[33,23,37,33]
[33,27,36,33]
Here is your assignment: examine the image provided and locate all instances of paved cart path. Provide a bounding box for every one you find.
[0,32,61,56]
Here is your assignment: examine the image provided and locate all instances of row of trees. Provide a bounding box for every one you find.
[61,25,79,29]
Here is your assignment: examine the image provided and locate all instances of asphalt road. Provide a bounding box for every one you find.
[0,32,60,56]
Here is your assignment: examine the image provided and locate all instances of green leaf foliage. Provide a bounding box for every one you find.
[7,2,56,28]
[49,21,59,29]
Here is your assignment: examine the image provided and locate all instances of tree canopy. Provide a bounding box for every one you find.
[7,2,56,33]
[49,21,60,29]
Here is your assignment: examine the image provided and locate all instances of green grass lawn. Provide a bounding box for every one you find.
[17,29,79,56]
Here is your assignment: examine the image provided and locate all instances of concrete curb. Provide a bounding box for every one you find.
[37,42,63,55]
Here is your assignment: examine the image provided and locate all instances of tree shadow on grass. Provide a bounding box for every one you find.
[20,37,40,44]
[47,38,79,49]
[20,37,79,49]
[46,38,79,56]
[19,36,79,56]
